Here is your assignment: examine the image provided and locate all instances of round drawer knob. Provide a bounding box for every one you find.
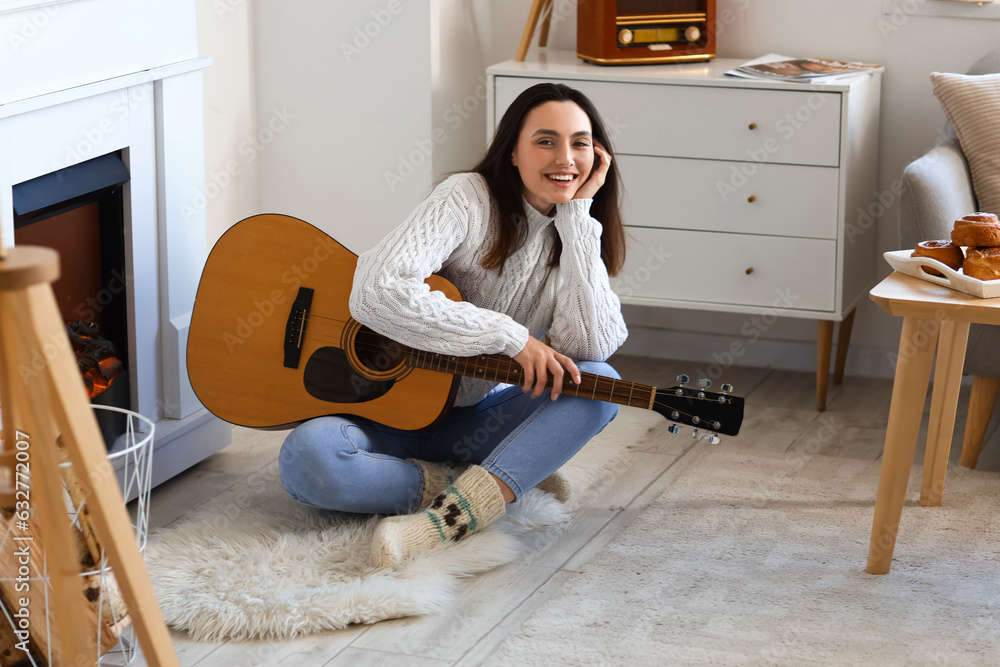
[618,28,634,44]
[748,122,758,130]
[684,26,701,42]
[745,267,754,275]
[747,195,757,203]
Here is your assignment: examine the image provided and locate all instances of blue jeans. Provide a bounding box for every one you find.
[278,360,620,514]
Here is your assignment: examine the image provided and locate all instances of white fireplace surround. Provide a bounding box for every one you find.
[0,59,232,489]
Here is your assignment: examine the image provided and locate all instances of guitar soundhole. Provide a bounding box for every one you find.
[353,327,407,376]
[303,347,395,404]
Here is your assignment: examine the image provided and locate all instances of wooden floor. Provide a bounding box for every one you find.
[123,354,1000,666]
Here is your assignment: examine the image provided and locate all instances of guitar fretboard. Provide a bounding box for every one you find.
[406,348,656,410]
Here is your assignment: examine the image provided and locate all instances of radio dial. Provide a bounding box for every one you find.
[684,26,701,42]
[618,28,634,45]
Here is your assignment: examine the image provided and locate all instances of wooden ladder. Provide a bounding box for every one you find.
[0,242,178,665]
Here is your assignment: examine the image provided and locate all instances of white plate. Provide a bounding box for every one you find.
[884,249,1000,298]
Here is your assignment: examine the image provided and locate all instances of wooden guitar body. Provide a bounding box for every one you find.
[188,214,460,430]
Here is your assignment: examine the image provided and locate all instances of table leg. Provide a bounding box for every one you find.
[867,316,939,575]
[833,308,856,385]
[960,376,1000,469]
[816,320,833,411]
[920,319,969,507]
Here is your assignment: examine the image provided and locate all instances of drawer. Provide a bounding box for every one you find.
[617,155,840,239]
[612,227,836,311]
[494,76,843,167]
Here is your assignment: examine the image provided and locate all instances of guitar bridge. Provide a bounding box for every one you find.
[283,287,314,368]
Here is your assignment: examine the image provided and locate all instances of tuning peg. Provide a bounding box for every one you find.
[697,378,710,398]
[691,428,699,439]
[668,423,680,435]
[708,435,721,445]
[721,383,733,394]
[676,374,689,384]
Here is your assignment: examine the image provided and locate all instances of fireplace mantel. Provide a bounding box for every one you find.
[0,55,232,490]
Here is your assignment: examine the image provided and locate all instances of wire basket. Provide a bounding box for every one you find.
[0,406,155,666]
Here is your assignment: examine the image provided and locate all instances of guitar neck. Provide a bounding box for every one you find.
[406,348,656,410]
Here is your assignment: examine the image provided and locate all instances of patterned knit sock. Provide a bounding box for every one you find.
[408,459,469,510]
[370,465,506,568]
[535,470,571,503]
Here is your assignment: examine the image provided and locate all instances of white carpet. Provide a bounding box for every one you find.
[144,417,635,642]
[486,447,1000,666]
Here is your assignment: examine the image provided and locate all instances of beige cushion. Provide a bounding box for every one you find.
[930,72,1000,217]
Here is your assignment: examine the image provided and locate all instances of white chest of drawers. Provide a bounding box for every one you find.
[486,52,882,409]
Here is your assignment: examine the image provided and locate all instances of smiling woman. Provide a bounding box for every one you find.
[512,102,599,213]
[473,83,625,275]
[278,82,631,568]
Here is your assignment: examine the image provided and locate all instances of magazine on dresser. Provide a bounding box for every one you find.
[725,53,884,82]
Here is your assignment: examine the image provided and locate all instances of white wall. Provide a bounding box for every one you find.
[250,0,434,256]
[0,0,198,105]
[196,0,260,246]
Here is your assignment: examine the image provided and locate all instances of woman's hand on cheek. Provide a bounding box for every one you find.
[573,142,611,201]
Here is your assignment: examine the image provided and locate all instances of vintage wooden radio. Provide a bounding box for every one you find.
[577,0,716,65]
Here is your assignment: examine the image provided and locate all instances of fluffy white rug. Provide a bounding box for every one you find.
[485,447,1000,666]
[145,416,634,642]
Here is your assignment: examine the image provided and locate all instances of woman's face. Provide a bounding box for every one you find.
[511,100,595,215]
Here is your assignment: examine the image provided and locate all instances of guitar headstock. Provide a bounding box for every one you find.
[652,377,744,437]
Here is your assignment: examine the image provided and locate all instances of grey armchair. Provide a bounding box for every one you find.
[899,47,1000,469]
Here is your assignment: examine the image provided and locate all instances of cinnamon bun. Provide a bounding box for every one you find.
[912,239,964,275]
[951,212,1000,247]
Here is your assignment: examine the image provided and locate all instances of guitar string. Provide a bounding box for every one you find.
[298,311,731,400]
[293,314,734,424]
[297,320,732,404]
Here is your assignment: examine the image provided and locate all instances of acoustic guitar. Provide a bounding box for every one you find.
[187,214,744,437]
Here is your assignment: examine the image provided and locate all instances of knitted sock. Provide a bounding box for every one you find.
[370,465,506,568]
[535,470,571,504]
[408,459,469,510]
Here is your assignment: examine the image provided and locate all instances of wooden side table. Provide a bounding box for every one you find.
[867,271,1000,574]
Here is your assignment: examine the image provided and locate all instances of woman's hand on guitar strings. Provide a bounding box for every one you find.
[513,336,581,400]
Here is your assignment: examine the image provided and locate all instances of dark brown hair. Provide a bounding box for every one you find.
[472,83,626,276]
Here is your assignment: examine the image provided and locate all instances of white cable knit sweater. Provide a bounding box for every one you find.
[350,172,628,407]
